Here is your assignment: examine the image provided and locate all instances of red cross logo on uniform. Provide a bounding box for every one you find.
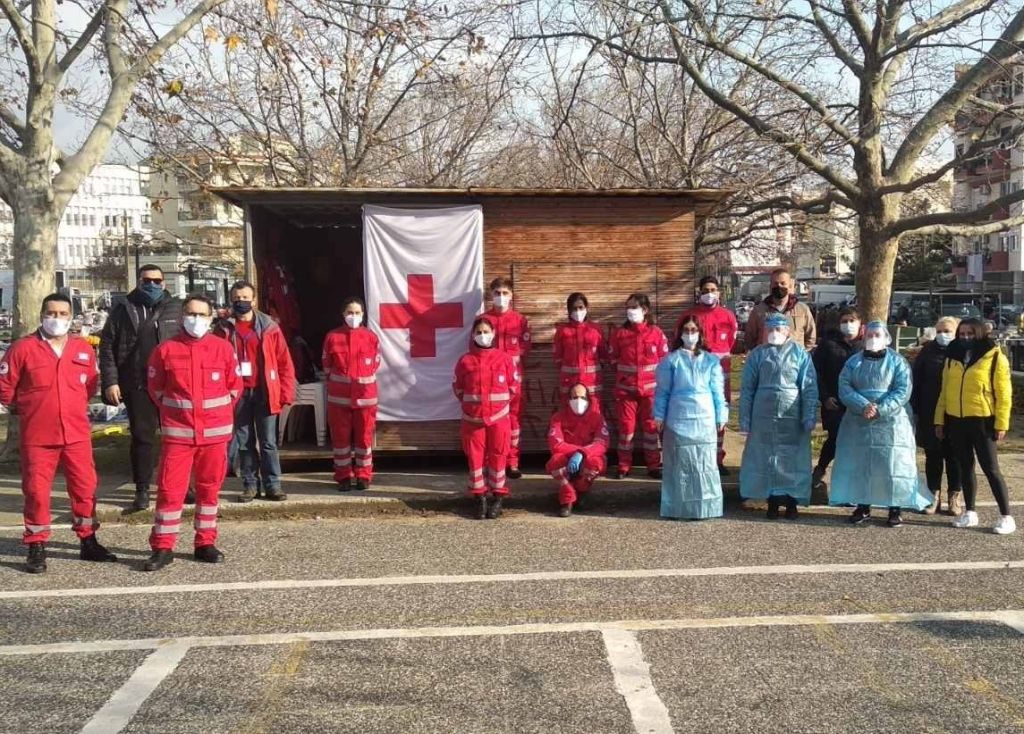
[380,274,464,358]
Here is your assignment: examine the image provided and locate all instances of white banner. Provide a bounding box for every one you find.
[363,204,484,421]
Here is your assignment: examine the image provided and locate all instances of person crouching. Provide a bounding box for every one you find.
[547,382,609,517]
[453,316,520,519]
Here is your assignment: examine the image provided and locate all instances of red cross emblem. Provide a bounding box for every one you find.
[380,274,464,358]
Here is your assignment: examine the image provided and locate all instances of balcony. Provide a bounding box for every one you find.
[952,250,1011,275]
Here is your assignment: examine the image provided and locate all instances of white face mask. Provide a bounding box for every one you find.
[492,293,511,310]
[699,292,718,306]
[41,316,71,337]
[571,308,587,323]
[345,313,363,329]
[569,397,589,415]
[766,330,788,346]
[864,336,887,352]
[681,332,699,349]
[474,332,494,348]
[839,321,860,337]
[626,308,645,324]
[935,332,954,347]
[183,315,211,339]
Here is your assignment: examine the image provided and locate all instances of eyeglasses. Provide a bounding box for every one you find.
[142,277,163,285]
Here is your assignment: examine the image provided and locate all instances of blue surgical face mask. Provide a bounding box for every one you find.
[934,333,953,347]
[140,281,164,304]
[232,300,253,315]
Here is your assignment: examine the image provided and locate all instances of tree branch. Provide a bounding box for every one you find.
[890,189,1024,237]
[58,5,106,73]
[0,0,39,74]
[892,0,999,55]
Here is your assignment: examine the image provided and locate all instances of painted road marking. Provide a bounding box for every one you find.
[603,629,674,734]
[79,643,189,734]
[1,559,1023,601]
[1,609,1021,657]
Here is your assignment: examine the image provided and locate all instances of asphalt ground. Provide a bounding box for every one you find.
[3,496,1024,734]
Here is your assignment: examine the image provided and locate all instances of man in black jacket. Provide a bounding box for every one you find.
[99,265,182,511]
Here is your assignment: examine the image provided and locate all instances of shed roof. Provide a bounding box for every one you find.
[208,186,732,228]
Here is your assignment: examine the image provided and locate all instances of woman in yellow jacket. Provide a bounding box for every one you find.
[934,317,1014,534]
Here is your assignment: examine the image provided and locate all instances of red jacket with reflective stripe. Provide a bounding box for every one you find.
[453,345,519,426]
[547,404,609,462]
[676,304,737,356]
[486,308,531,365]
[553,321,607,392]
[0,333,98,446]
[214,312,296,414]
[609,323,669,398]
[147,333,241,446]
[322,325,381,409]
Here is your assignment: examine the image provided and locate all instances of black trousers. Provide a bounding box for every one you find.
[923,436,962,495]
[123,388,160,488]
[815,406,845,473]
[946,416,1010,516]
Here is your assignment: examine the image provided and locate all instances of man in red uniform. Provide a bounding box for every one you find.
[143,295,241,571]
[485,277,531,478]
[216,280,295,502]
[677,275,737,472]
[0,293,117,573]
[548,383,609,517]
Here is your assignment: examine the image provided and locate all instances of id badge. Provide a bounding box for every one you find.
[240,361,254,377]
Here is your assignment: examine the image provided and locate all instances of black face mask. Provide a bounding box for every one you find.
[232,300,253,315]
[771,286,788,301]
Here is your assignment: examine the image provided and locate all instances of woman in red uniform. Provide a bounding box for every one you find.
[454,316,520,520]
[322,297,381,491]
[553,292,607,405]
[609,294,669,479]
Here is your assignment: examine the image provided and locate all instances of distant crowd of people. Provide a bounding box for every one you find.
[0,264,1014,576]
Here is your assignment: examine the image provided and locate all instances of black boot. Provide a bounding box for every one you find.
[194,545,225,563]
[337,478,353,492]
[507,467,523,480]
[887,507,904,528]
[475,494,488,520]
[25,542,46,574]
[559,503,573,518]
[264,487,287,501]
[353,479,368,492]
[184,487,196,505]
[784,497,799,520]
[130,486,150,512]
[238,486,257,503]
[611,468,627,479]
[142,550,173,572]
[486,494,503,520]
[80,535,117,562]
[849,505,871,525]
[766,497,780,520]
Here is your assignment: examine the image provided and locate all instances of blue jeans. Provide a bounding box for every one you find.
[234,388,282,490]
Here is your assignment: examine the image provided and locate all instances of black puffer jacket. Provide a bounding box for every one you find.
[812,329,859,407]
[99,289,182,394]
[910,339,951,449]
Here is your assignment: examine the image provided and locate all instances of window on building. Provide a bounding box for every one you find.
[141,211,151,226]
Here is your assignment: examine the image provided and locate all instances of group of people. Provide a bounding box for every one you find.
[0,264,1015,576]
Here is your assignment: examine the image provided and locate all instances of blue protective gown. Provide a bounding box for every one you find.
[654,349,727,519]
[738,340,818,504]
[829,349,933,510]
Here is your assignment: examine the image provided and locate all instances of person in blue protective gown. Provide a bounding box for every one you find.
[739,313,819,519]
[829,321,933,526]
[654,316,727,520]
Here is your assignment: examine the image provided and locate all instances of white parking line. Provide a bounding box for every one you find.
[603,629,674,734]
[1,608,1020,657]
[79,643,189,734]
[1,559,1023,601]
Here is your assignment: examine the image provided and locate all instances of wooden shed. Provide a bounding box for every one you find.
[210,187,729,457]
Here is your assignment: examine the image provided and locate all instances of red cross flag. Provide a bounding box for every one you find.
[363,205,484,421]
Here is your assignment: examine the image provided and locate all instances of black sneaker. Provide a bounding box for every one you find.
[194,545,225,563]
[612,468,628,480]
[849,505,871,525]
[25,542,46,574]
[887,508,903,528]
[784,499,799,520]
[766,497,780,520]
[129,487,150,512]
[337,478,353,492]
[80,535,117,562]
[507,467,523,480]
[559,503,572,518]
[264,488,287,502]
[486,495,503,520]
[142,550,173,572]
[354,479,369,492]
[475,494,488,520]
[237,486,257,503]
[647,468,663,480]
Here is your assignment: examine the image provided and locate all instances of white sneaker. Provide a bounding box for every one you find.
[952,511,979,528]
[993,515,1016,535]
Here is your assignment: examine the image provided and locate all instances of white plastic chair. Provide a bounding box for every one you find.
[278,381,328,446]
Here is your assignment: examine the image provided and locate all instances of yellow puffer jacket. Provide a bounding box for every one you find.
[934,345,1012,431]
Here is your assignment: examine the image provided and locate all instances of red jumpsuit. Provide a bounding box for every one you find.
[546,402,609,506]
[147,333,241,551]
[676,303,737,465]
[453,345,520,496]
[0,333,100,544]
[323,325,381,482]
[487,307,531,469]
[609,322,669,473]
[553,321,607,402]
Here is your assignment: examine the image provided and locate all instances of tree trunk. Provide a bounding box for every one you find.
[11,196,60,339]
[855,205,901,323]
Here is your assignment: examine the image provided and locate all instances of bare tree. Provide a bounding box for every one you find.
[0,0,231,336]
[522,0,1024,319]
